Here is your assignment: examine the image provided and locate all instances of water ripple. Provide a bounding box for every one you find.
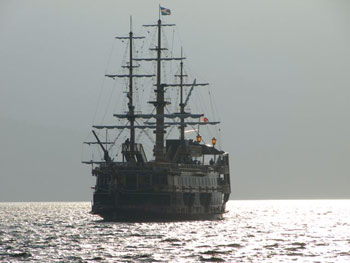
[1,200,350,262]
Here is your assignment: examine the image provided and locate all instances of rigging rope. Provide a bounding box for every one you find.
[102,78,118,123]
[164,106,176,139]
[135,120,155,144]
[107,121,128,151]
[92,39,116,126]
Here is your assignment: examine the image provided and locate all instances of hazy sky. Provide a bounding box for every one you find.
[1,0,349,201]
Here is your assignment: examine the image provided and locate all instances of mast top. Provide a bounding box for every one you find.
[130,16,132,32]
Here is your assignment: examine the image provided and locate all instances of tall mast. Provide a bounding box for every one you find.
[105,20,154,154]
[129,17,135,146]
[154,19,165,162]
[179,48,185,141]
[136,19,185,161]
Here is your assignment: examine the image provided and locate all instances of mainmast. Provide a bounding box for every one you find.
[154,19,165,161]
[128,19,135,145]
[139,19,179,162]
[135,18,214,161]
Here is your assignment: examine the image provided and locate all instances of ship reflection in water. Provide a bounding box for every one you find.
[1,200,349,262]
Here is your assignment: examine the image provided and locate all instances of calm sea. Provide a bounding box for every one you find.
[0,200,349,262]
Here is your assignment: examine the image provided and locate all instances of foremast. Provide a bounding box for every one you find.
[103,18,154,162]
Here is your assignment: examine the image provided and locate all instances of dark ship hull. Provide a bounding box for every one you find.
[91,152,230,221]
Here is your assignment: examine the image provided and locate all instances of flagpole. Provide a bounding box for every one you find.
[130,15,132,32]
[158,4,160,20]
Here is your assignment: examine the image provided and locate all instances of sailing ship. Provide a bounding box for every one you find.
[83,11,231,221]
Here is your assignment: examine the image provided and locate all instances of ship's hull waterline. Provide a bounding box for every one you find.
[92,193,228,222]
[93,208,226,222]
[91,162,230,221]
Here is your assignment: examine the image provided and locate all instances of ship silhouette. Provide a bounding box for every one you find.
[83,13,231,221]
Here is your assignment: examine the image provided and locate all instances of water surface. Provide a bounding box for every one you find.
[1,200,349,262]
